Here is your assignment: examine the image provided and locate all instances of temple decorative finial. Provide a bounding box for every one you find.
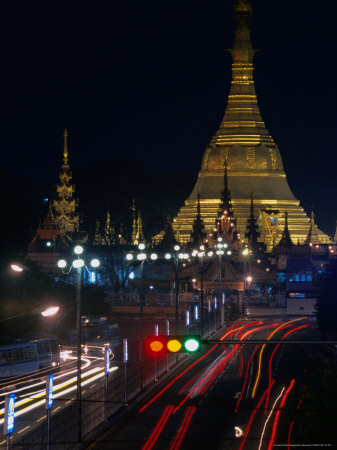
[304,209,321,245]
[63,128,69,164]
[278,211,293,247]
[234,0,252,14]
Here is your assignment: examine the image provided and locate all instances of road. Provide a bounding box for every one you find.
[0,346,115,446]
[86,317,316,449]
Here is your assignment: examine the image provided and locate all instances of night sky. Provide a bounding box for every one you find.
[1,0,336,235]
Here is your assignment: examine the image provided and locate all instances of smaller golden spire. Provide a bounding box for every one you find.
[63,128,69,164]
[234,0,252,14]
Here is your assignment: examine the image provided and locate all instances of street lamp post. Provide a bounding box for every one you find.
[57,246,100,443]
[126,244,158,388]
[242,247,249,315]
[163,246,189,334]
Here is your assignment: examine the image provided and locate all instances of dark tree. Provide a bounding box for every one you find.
[315,260,337,340]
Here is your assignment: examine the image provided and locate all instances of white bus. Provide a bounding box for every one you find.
[0,337,61,379]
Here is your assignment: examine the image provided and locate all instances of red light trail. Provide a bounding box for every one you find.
[267,379,295,450]
[142,404,174,450]
[170,406,196,450]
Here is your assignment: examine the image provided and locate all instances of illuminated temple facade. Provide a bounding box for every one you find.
[172,0,329,249]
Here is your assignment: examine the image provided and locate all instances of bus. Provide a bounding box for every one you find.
[0,337,61,379]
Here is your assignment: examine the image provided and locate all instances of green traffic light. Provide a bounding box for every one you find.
[184,338,200,352]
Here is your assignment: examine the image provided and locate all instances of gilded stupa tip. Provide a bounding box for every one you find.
[234,0,252,14]
[63,128,69,163]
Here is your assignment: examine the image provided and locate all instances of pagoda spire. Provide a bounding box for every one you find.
[131,199,138,244]
[93,218,103,245]
[63,128,69,165]
[53,129,79,239]
[104,211,113,245]
[334,221,337,243]
[215,162,236,237]
[137,210,144,243]
[190,193,206,247]
[218,162,234,219]
[157,210,179,250]
[278,211,293,247]
[304,210,321,245]
[245,193,260,251]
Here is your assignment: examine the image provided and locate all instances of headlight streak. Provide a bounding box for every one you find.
[170,406,196,450]
[0,365,117,423]
[238,380,275,450]
[251,318,306,399]
[267,379,295,450]
[142,405,174,450]
[258,386,285,450]
[0,356,93,405]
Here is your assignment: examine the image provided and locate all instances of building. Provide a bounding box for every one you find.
[172,0,330,249]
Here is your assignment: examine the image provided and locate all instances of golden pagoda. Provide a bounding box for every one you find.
[53,129,79,239]
[172,0,330,249]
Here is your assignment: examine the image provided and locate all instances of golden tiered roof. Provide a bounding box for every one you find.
[172,0,330,249]
[53,129,79,238]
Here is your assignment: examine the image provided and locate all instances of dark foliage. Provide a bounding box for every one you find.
[315,260,337,340]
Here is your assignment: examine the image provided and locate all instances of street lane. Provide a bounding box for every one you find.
[86,317,314,449]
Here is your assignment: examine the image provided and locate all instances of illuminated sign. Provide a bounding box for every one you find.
[105,348,110,375]
[3,393,15,435]
[123,339,128,364]
[186,309,190,326]
[45,374,53,410]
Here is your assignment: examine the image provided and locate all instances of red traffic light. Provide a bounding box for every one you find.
[144,336,167,356]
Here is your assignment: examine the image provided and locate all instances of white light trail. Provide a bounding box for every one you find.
[258,386,285,450]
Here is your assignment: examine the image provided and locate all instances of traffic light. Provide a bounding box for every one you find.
[145,335,201,355]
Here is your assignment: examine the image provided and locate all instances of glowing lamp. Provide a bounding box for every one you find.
[165,253,172,259]
[41,306,60,317]
[138,243,146,250]
[74,245,84,255]
[126,253,133,261]
[137,253,146,261]
[10,264,24,272]
[73,259,84,269]
[174,245,180,251]
[90,258,100,268]
[57,260,67,268]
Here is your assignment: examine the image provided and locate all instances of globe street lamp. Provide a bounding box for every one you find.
[57,246,100,442]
